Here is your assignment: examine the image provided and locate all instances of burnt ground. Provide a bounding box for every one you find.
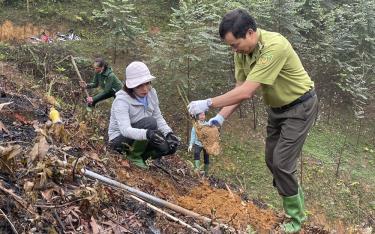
[0,62,332,233]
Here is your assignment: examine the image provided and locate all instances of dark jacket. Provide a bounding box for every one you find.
[87,67,123,103]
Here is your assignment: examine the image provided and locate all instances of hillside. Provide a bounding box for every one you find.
[1,0,374,233]
[0,60,331,233]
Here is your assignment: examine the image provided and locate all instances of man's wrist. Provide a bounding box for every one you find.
[206,98,213,107]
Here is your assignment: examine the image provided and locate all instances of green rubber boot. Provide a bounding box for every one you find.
[281,193,305,233]
[299,186,307,222]
[127,140,148,169]
[203,164,209,176]
[194,160,200,172]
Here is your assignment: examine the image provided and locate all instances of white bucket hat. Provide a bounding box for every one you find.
[125,61,155,89]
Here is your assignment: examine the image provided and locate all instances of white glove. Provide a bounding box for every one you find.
[188,145,193,152]
[208,114,225,126]
[188,99,212,115]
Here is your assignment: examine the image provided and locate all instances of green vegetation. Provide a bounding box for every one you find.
[1,0,374,230]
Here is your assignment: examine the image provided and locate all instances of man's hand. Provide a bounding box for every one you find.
[188,145,193,152]
[86,96,93,105]
[188,99,212,115]
[79,80,87,88]
[208,114,225,126]
[146,130,165,146]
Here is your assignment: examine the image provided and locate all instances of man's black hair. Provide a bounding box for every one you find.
[219,8,257,39]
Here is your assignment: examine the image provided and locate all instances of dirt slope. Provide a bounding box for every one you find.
[0,61,330,233]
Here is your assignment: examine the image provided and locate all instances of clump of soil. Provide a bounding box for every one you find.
[177,182,278,231]
[195,123,221,156]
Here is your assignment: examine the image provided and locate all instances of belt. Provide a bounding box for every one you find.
[271,89,316,113]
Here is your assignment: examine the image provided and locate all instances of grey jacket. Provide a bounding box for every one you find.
[108,88,172,141]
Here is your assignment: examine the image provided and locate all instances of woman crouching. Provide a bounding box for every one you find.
[108,61,180,169]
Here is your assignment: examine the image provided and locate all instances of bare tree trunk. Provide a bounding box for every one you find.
[335,128,348,178]
[113,37,118,64]
[356,118,363,147]
[238,104,243,118]
[251,97,257,130]
[26,0,30,15]
[228,52,235,85]
[327,96,332,125]
[300,151,303,186]
[186,58,191,145]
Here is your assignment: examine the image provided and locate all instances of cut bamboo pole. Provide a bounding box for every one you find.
[70,55,89,98]
[82,168,234,232]
[130,195,200,233]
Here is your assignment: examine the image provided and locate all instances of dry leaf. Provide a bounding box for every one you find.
[90,216,100,234]
[78,121,88,137]
[120,159,130,168]
[88,152,101,161]
[102,221,131,234]
[23,181,35,192]
[41,187,60,202]
[15,113,30,125]
[29,136,49,163]
[0,121,9,134]
[44,95,57,106]
[0,145,22,160]
[0,101,12,111]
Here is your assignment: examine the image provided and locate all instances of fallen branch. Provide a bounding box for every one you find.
[0,101,13,111]
[53,209,66,232]
[152,160,181,183]
[0,208,18,234]
[130,195,200,233]
[82,168,235,232]
[0,141,29,146]
[33,197,88,208]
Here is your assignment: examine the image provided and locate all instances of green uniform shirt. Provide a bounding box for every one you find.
[234,29,313,107]
[87,67,123,102]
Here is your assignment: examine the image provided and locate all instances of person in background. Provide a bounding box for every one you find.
[40,32,51,43]
[188,112,210,176]
[188,9,318,233]
[108,61,180,169]
[79,58,123,107]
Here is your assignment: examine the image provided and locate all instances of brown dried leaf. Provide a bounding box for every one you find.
[23,181,34,192]
[0,145,21,160]
[41,188,58,202]
[0,121,9,134]
[102,221,131,234]
[78,121,88,137]
[90,216,100,234]
[49,124,68,144]
[29,136,49,163]
[87,152,101,161]
[120,159,130,168]
[44,95,57,106]
[14,113,31,125]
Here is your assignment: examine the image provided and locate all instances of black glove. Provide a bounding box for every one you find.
[146,130,165,146]
[166,132,180,149]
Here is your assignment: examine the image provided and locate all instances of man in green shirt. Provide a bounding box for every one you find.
[80,58,123,107]
[188,9,318,233]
